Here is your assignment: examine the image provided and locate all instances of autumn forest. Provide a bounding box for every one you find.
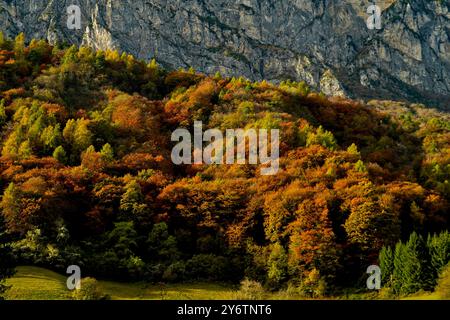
[0,33,449,300]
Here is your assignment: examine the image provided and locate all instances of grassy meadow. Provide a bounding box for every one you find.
[5,266,237,300]
[5,266,448,300]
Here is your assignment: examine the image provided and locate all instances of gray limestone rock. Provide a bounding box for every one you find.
[0,0,449,108]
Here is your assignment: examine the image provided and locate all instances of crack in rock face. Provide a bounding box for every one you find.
[0,0,449,109]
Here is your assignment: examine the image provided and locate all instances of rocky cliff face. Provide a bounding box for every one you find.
[0,0,449,108]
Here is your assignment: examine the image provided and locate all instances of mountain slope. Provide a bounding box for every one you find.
[0,36,449,296]
[1,0,449,108]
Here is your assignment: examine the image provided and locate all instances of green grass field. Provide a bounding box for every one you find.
[5,266,237,300]
[402,292,443,300]
[5,266,447,300]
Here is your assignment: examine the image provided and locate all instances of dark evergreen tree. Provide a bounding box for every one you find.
[0,214,15,299]
[427,231,450,284]
[401,232,433,294]
[379,246,394,285]
[0,99,6,126]
[392,241,406,294]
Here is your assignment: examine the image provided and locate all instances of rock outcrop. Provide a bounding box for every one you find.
[0,0,449,108]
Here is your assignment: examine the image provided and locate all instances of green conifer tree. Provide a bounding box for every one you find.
[18,140,32,159]
[0,99,7,126]
[427,231,450,282]
[392,241,406,294]
[379,246,394,285]
[401,232,433,294]
[53,146,67,164]
[0,214,15,299]
[13,33,25,59]
[100,143,114,162]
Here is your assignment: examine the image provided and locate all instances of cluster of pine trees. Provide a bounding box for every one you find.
[379,231,449,295]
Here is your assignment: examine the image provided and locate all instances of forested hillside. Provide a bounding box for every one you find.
[0,33,449,298]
